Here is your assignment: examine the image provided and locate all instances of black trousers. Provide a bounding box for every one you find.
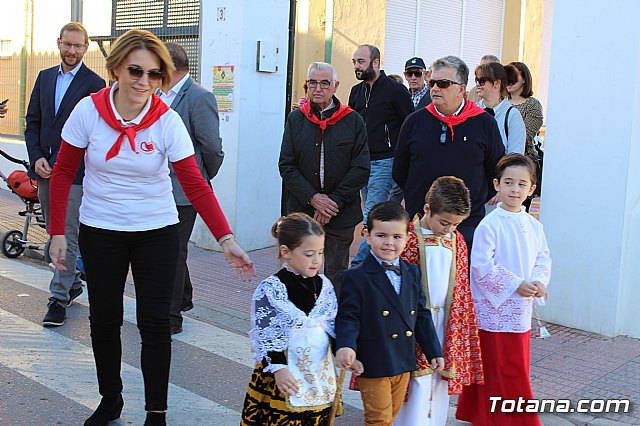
[323,226,355,296]
[79,223,179,411]
[170,205,197,328]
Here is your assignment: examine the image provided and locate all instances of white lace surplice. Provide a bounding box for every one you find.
[471,204,551,332]
[249,274,338,408]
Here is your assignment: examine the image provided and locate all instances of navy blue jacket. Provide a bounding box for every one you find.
[393,107,505,245]
[336,253,443,378]
[25,63,105,183]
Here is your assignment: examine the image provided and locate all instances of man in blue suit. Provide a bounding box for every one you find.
[25,22,105,326]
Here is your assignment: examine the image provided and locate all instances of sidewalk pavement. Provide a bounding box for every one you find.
[0,188,637,425]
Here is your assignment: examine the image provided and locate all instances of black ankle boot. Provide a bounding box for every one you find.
[84,394,124,425]
[144,412,166,426]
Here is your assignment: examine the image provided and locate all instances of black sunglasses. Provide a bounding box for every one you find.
[404,70,423,78]
[126,66,164,82]
[475,77,492,86]
[428,79,461,89]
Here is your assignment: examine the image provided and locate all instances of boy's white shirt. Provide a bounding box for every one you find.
[470,203,552,333]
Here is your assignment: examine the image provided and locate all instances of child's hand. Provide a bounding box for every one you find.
[350,359,364,376]
[517,280,538,297]
[274,368,299,397]
[336,347,356,370]
[430,357,445,373]
[532,281,548,299]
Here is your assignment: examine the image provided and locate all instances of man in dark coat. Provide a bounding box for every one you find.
[279,62,370,293]
[393,55,505,249]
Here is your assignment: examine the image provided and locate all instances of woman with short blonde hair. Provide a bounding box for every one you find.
[48,29,255,426]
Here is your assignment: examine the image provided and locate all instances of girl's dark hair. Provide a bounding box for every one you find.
[506,61,534,98]
[495,153,537,183]
[271,213,324,260]
[475,62,509,98]
[425,176,471,217]
[366,201,410,233]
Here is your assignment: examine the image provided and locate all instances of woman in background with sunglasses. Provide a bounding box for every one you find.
[475,62,526,155]
[506,62,543,154]
[47,29,255,426]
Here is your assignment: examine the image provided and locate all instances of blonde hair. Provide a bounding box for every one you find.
[106,30,175,92]
[59,22,89,45]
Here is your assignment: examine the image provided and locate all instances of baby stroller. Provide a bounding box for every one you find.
[0,148,50,260]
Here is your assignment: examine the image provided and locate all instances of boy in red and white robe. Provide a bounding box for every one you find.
[394,176,484,426]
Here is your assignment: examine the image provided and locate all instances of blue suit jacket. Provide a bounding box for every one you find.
[336,253,443,378]
[25,63,105,183]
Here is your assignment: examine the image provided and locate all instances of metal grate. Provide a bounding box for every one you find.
[106,0,201,81]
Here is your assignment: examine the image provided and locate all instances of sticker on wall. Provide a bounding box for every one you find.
[213,65,235,113]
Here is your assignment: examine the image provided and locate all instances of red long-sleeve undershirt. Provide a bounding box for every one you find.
[49,140,232,239]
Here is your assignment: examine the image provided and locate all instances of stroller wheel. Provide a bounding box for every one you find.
[2,230,26,258]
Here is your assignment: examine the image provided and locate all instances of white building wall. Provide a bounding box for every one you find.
[191,0,289,251]
[541,0,640,337]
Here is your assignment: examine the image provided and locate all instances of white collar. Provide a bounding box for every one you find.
[109,82,153,125]
[164,73,190,97]
[434,98,465,117]
[370,251,400,267]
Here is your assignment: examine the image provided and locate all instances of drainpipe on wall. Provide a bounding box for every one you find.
[324,0,334,63]
[71,0,83,22]
[18,0,31,135]
[282,0,297,216]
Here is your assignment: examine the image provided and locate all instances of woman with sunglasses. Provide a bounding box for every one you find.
[506,62,544,156]
[47,30,255,426]
[506,62,545,210]
[475,62,526,155]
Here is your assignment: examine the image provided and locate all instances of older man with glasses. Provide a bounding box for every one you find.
[279,62,370,294]
[393,55,505,248]
[404,56,432,110]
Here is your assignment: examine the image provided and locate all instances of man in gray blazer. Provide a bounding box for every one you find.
[162,42,224,335]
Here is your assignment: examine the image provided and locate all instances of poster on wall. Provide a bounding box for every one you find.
[213,65,234,113]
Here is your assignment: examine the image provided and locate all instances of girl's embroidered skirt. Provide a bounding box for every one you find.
[241,364,333,425]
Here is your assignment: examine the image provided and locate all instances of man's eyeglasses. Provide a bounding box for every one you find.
[60,41,86,51]
[428,79,461,89]
[127,66,164,82]
[404,70,423,78]
[306,79,332,89]
[475,77,492,87]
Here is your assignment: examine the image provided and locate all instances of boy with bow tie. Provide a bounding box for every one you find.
[336,201,444,425]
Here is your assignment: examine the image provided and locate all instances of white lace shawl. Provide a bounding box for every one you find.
[249,274,337,372]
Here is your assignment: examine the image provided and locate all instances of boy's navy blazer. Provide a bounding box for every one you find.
[25,63,105,183]
[336,253,443,378]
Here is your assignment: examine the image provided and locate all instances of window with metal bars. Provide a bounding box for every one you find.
[93,0,201,81]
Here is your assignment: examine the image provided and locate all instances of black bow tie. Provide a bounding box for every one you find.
[484,107,495,117]
[381,262,401,275]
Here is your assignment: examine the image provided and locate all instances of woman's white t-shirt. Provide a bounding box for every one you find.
[61,86,194,231]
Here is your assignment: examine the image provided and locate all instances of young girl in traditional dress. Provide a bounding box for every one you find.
[456,154,552,426]
[241,213,357,425]
[395,176,483,426]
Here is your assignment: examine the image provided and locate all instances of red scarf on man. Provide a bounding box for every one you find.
[91,86,170,161]
[300,99,354,137]
[426,100,485,142]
